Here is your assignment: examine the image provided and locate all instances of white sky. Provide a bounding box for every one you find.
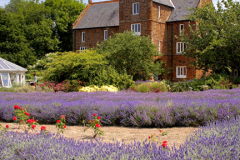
[0,0,224,8]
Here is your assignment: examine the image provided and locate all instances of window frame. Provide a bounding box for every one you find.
[158,6,161,18]
[176,42,185,54]
[132,2,139,15]
[176,66,187,78]
[104,30,108,41]
[158,41,161,54]
[179,24,184,35]
[82,32,85,42]
[131,23,141,36]
[80,47,86,53]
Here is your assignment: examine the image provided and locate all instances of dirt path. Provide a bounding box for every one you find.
[1,122,197,149]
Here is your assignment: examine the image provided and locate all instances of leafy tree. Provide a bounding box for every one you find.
[44,0,85,51]
[0,8,35,67]
[96,31,165,80]
[180,0,240,75]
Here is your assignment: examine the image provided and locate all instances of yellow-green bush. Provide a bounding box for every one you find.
[79,85,118,92]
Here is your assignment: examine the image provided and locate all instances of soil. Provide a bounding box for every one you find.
[1,122,197,149]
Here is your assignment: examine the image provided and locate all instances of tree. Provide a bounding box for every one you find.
[96,31,165,80]
[180,0,240,75]
[0,8,35,67]
[44,0,85,51]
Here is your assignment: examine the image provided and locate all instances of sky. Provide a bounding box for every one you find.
[0,0,225,8]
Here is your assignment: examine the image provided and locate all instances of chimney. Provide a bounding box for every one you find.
[88,0,92,3]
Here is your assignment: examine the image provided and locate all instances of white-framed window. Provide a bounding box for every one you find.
[132,2,139,15]
[176,66,187,78]
[131,23,141,36]
[80,47,86,53]
[158,6,161,18]
[82,32,85,42]
[104,30,108,41]
[176,42,186,54]
[179,24,184,35]
[158,41,161,54]
[0,73,11,87]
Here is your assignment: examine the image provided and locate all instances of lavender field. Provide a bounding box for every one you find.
[0,117,239,159]
[0,88,240,127]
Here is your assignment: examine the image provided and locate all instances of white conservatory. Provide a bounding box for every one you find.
[0,58,28,88]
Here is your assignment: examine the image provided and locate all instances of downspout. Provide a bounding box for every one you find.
[171,23,173,82]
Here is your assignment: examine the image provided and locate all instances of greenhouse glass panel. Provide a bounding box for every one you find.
[1,73,11,87]
[0,65,3,69]
[0,61,10,69]
[6,64,17,69]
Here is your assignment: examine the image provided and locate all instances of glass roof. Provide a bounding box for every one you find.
[0,58,28,72]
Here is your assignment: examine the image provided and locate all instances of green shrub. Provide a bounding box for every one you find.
[136,83,150,92]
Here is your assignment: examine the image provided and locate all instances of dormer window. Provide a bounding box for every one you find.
[132,3,139,15]
[179,24,184,35]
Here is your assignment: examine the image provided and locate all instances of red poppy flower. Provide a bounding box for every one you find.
[61,115,65,119]
[149,136,151,139]
[32,125,36,129]
[6,125,9,128]
[20,120,23,123]
[41,126,46,131]
[95,124,101,128]
[13,116,17,121]
[14,105,20,110]
[162,141,167,148]
[24,112,30,116]
[57,120,61,123]
[97,116,101,120]
[93,114,97,116]
[159,129,161,133]
[63,125,66,129]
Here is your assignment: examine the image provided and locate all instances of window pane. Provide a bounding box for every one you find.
[1,73,10,87]
[131,24,134,31]
[137,3,139,14]
[134,4,136,14]
[184,67,186,75]
[178,67,180,75]
[138,24,140,32]
[177,43,180,53]
[181,43,184,52]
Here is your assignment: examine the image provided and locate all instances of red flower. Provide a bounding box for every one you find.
[63,125,66,129]
[149,136,151,139]
[27,119,35,124]
[6,125,9,128]
[14,105,20,110]
[159,129,161,133]
[93,114,97,116]
[61,115,65,119]
[162,141,167,148]
[20,120,23,123]
[41,126,46,131]
[95,124,101,128]
[57,120,61,123]
[13,116,17,121]
[32,125,36,129]
[24,112,30,116]
[97,116,101,120]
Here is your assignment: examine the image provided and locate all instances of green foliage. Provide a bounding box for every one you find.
[44,0,85,51]
[180,0,240,75]
[131,81,170,93]
[84,114,104,138]
[43,50,134,90]
[97,31,165,80]
[1,0,85,67]
[136,84,150,93]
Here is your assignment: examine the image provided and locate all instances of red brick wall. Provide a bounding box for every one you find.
[74,27,119,51]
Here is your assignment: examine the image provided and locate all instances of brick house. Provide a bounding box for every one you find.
[73,0,212,82]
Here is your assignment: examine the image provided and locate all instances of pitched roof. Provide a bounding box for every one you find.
[153,0,175,8]
[167,0,200,22]
[0,58,28,72]
[74,1,119,29]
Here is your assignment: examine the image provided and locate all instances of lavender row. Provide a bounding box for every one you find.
[0,132,170,160]
[1,117,239,159]
[171,117,240,159]
[0,89,240,127]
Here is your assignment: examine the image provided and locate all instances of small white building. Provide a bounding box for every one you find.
[0,58,28,88]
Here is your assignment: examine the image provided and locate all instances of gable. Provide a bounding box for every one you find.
[167,0,200,22]
[153,0,175,8]
[74,2,119,29]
